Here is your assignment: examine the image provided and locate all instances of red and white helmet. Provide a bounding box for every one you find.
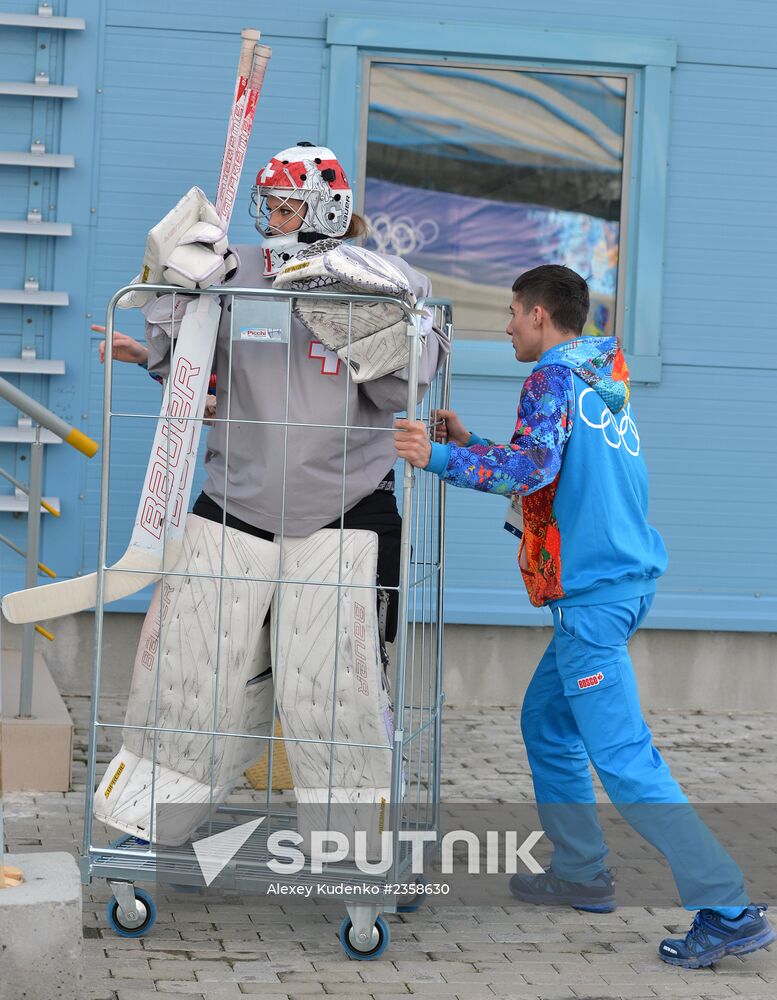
[250,141,353,275]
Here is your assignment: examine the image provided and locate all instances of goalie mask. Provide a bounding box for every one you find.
[250,141,353,276]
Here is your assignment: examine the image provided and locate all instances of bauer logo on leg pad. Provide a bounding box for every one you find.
[140,581,174,670]
[354,601,370,697]
[577,671,605,690]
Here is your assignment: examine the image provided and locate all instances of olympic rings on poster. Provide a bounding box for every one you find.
[365,213,440,255]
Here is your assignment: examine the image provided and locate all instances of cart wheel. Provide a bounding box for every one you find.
[339,914,389,960]
[397,876,428,914]
[106,887,157,938]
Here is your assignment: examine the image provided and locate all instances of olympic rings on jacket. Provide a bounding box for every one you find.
[578,387,640,455]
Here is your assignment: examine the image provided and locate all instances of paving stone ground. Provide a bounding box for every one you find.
[3,696,776,1000]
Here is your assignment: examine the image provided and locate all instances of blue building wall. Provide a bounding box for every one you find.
[0,0,775,630]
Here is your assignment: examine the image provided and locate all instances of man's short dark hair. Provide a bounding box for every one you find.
[512,265,590,335]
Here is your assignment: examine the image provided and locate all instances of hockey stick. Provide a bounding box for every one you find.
[2,31,271,625]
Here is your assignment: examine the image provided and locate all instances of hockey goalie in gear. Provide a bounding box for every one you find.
[274,242,420,382]
[118,187,238,310]
[250,141,354,276]
[94,515,279,847]
[272,528,397,861]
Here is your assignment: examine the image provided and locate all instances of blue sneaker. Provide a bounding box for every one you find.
[659,904,776,969]
[508,868,616,913]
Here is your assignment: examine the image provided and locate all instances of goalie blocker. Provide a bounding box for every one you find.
[117,186,239,311]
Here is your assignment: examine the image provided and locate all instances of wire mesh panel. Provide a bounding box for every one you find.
[81,283,452,955]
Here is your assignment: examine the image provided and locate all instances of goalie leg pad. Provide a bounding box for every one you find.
[239,624,275,772]
[94,514,279,845]
[272,529,395,857]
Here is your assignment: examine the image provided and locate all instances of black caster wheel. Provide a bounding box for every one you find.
[339,914,390,960]
[106,886,157,938]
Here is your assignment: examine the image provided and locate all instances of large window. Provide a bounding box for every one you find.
[362,63,628,341]
[325,16,675,381]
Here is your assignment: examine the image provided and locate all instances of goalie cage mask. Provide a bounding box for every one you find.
[250,141,353,276]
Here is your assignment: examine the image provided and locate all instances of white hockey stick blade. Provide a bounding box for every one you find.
[2,296,221,624]
[1,546,176,624]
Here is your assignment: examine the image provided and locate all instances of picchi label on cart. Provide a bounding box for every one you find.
[232,296,290,344]
[104,761,125,798]
[240,326,284,342]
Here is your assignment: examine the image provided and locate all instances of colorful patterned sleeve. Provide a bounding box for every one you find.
[140,364,164,386]
[439,365,574,497]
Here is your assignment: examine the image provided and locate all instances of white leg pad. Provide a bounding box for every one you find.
[273,529,395,857]
[94,514,278,845]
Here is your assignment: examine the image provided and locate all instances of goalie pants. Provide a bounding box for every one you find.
[192,478,401,641]
[521,595,749,916]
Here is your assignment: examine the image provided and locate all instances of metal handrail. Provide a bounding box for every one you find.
[0,375,98,457]
[0,379,98,717]
[0,381,99,882]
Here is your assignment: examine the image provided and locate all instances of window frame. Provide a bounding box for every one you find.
[324,15,676,383]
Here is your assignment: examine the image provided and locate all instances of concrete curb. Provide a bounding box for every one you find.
[0,851,83,1000]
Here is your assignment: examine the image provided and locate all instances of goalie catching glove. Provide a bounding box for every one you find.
[273,242,419,382]
[119,187,239,309]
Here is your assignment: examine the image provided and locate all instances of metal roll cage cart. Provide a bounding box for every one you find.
[80,281,453,960]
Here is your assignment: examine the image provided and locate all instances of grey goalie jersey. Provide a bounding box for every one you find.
[143,245,449,537]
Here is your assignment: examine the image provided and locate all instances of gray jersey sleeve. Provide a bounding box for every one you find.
[357,256,450,412]
[141,293,199,380]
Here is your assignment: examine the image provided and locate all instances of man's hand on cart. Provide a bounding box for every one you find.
[93,324,149,366]
[430,408,470,446]
[394,418,432,468]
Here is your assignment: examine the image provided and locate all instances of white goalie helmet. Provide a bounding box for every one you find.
[250,141,354,276]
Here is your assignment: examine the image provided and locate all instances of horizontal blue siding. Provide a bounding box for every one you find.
[0,0,774,631]
[99,0,777,69]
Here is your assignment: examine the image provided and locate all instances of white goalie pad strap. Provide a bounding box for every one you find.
[238,626,275,773]
[93,514,278,845]
[272,529,395,857]
[118,186,229,309]
[180,220,228,249]
[162,242,228,290]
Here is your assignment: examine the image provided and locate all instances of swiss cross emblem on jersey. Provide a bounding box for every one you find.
[308,340,341,376]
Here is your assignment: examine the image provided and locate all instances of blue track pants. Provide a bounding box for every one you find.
[520,595,748,915]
